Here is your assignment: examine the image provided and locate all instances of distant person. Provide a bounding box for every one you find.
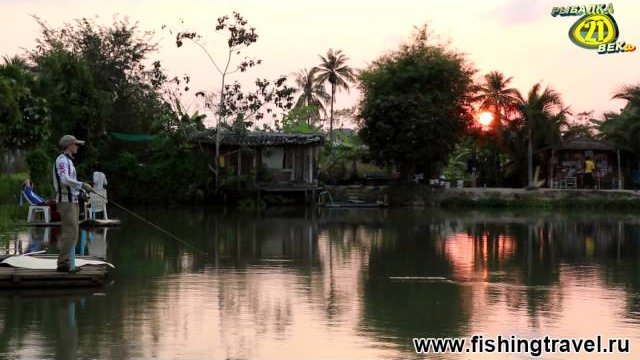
[92,163,108,190]
[584,156,596,189]
[53,135,93,273]
[21,179,61,222]
[467,155,479,187]
[21,179,46,206]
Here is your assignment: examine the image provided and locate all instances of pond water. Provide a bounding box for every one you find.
[1,207,640,359]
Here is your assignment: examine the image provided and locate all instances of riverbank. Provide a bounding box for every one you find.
[387,185,640,208]
[322,185,640,208]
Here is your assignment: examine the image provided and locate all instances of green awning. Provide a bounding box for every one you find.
[111,132,157,142]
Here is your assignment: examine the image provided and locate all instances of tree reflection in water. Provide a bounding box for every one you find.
[0,208,639,358]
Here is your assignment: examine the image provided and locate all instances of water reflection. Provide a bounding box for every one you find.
[1,227,110,259]
[0,290,99,360]
[0,208,639,359]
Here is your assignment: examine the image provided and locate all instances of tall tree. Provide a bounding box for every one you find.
[167,12,260,189]
[167,12,294,189]
[472,71,520,186]
[358,27,476,180]
[515,83,567,187]
[293,67,329,125]
[316,49,355,142]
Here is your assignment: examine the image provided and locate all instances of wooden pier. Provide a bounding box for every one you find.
[0,255,110,288]
[24,218,121,227]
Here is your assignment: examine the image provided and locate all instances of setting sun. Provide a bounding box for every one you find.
[478,111,494,127]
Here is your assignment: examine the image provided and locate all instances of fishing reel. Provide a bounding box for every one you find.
[79,189,90,202]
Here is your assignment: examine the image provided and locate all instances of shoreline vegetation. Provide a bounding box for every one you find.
[386,185,640,209]
[0,205,26,232]
[3,169,640,232]
[1,15,640,211]
[322,184,640,209]
[0,173,28,231]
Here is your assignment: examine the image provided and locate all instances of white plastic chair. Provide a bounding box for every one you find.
[21,190,51,223]
[84,189,109,220]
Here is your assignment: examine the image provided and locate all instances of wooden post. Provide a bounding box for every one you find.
[256,190,261,208]
[617,148,622,189]
[253,150,257,179]
[307,147,313,183]
[291,149,295,181]
[549,149,555,188]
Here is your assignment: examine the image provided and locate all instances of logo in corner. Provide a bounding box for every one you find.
[551,3,636,54]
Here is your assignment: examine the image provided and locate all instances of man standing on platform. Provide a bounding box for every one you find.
[53,135,93,272]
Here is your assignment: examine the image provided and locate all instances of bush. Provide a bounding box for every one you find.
[26,147,54,197]
[0,173,28,204]
[0,204,26,231]
[106,144,212,204]
[237,197,266,211]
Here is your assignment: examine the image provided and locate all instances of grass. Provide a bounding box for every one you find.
[0,204,27,232]
[0,173,30,232]
[0,173,28,204]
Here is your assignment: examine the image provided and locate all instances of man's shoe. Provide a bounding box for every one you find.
[56,266,81,273]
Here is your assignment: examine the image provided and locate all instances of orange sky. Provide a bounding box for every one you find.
[1,0,639,127]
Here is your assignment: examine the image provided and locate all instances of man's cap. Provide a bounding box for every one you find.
[59,135,85,149]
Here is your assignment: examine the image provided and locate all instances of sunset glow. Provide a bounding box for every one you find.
[479,111,494,127]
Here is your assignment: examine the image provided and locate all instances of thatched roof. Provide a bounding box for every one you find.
[554,137,615,151]
[190,130,325,147]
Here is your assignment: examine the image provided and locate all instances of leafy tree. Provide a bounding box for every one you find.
[278,105,323,133]
[29,17,170,169]
[442,139,474,180]
[215,76,294,131]
[319,130,369,182]
[358,27,476,180]
[167,12,294,188]
[563,111,596,140]
[293,68,329,125]
[0,56,51,152]
[316,49,356,142]
[23,17,196,202]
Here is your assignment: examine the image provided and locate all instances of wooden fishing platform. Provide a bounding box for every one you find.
[0,255,110,288]
[24,219,121,227]
[320,202,388,208]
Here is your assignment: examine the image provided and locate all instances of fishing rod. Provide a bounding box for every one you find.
[86,190,208,256]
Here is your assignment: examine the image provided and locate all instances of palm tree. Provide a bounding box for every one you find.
[293,68,330,126]
[472,72,520,186]
[613,85,640,110]
[316,49,355,142]
[599,85,640,169]
[474,71,521,126]
[516,83,566,187]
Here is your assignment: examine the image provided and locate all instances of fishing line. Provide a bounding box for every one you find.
[88,190,208,256]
